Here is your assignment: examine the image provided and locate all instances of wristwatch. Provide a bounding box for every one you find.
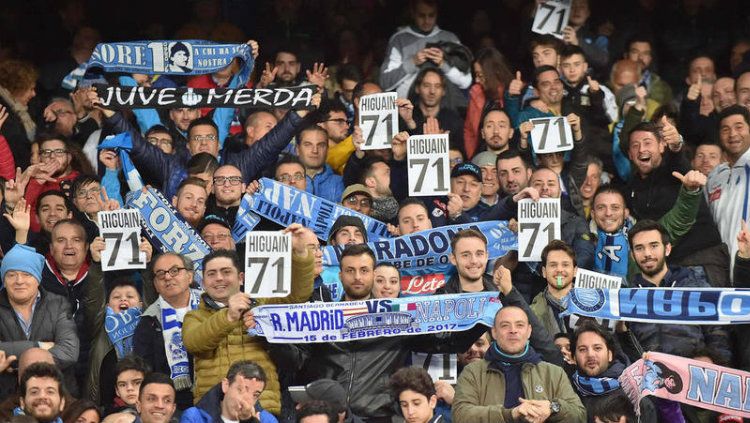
[550,400,561,414]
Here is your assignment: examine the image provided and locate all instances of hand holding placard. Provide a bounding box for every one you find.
[359,92,398,150]
[517,198,561,262]
[244,231,292,298]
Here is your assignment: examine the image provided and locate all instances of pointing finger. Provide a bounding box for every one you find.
[671,171,685,182]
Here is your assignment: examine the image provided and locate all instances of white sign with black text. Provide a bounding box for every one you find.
[359,92,398,150]
[531,0,571,39]
[411,352,457,384]
[575,268,623,290]
[529,117,574,154]
[517,198,561,262]
[98,209,146,271]
[407,134,450,197]
[244,232,292,298]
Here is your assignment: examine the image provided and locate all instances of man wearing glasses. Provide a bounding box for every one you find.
[340,184,372,216]
[317,102,351,148]
[23,135,81,233]
[135,252,202,409]
[206,165,245,227]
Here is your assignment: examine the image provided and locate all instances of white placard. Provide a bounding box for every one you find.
[529,117,574,154]
[575,268,623,289]
[244,232,292,298]
[531,0,571,39]
[411,352,457,384]
[517,198,561,262]
[358,92,398,150]
[407,134,450,196]
[98,209,147,271]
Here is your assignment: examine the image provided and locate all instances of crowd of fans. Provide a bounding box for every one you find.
[2,0,750,422]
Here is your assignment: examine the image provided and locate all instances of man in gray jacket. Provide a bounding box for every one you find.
[0,244,79,397]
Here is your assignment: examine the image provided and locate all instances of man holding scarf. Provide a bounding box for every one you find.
[452,305,585,422]
[569,320,658,422]
[135,252,203,410]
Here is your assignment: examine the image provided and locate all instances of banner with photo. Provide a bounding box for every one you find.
[620,352,750,418]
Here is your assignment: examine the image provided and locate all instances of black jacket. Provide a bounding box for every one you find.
[625,150,723,262]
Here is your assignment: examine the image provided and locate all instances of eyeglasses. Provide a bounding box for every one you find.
[326,118,349,126]
[213,176,243,186]
[190,134,217,143]
[40,148,68,158]
[154,266,187,280]
[277,173,305,183]
[344,196,372,208]
[147,137,173,148]
[76,187,101,199]
[203,233,231,242]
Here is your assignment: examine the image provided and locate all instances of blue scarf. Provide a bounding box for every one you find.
[160,290,200,390]
[572,361,625,396]
[105,307,141,359]
[485,341,541,408]
[98,132,144,191]
[13,406,63,423]
[595,223,631,277]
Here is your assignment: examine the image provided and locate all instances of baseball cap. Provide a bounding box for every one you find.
[341,184,372,202]
[198,214,231,233]
[450,162,482,182]
[471,151,498,168]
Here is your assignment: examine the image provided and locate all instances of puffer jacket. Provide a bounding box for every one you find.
[0,288,79,400]
[305,164,344,204]
[629,266,732,364]
[183,253,314,414]
[452,359,586,422]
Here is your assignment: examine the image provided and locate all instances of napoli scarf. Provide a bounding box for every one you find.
[160,290,200,390]
[105,307,141,359]
[595,225,631,277]
[485,341,541,408]
[572,361,625,396]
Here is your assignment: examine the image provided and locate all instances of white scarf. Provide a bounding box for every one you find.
[159,289,200,390]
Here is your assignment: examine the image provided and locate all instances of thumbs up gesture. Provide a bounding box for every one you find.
[508,71,524,96]
[672,170,706,191]
[660,115,683,151]
[687,74,703,101]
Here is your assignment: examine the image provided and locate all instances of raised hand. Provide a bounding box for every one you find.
[518,121,534,149]
[284,223,315,257]
[562,26,579,45]
[687,74,703,101]
[738,220,750,259]
[3,197,30,233]
[305,62,329,89]
[258,62,278,88]
[566,113,582,140]
[391,131,408,161]
[508,71,524,96]
[660,115,682,150]
[672,170,706,191]
[513,186,541,203]
[247,39,259,59]
[90,236,105,263]
[423,117,441,135]
[396,98,416,129]
[587,75,600,92]
[4,167,30,208]
[140,237,153,263]
[99,149,120,170]
[0,350,16,373]
[493,264,513,295]
[446,193,464,220]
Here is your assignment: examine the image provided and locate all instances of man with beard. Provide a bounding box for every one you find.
[530,241,578,336]
[624,36,673,107]
[318,102,350,149]
[625,119,728,286]
[570,321,658,423]
[18,363,67,423]
[171,178,208,229]
[328,215,367,247]
[273,50,302,87]
[478,109,513,156]
[410,68,463,147]
[623,220,731,364]
[496,150,532,198]
[361,157,398,222]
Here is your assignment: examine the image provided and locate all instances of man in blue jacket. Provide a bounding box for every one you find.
[297,125,344,203]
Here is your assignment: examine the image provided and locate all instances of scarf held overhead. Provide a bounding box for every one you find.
[248,292,501,343]
[236,178,392,242]
[94,84,317,110]
[619,352,750,418]
[83,40,254,82]
[564,287,750,324]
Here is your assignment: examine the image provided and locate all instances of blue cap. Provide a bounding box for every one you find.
[451,162,482,182]
[1,244,45,284]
